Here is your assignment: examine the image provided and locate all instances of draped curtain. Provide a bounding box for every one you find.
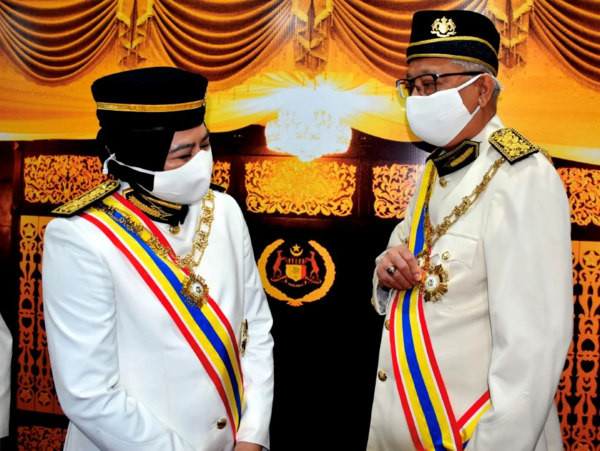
[0,0,598,88]
[0,0,117,82]
[531,0,600,87]
[332,0,487,84]
[151,0,294,89]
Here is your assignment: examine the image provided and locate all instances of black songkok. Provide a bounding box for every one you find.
[406,10,501,76]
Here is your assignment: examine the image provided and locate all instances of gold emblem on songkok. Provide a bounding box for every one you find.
[51,180,120,216]
[431,17,457,38]
[489,128,540,164]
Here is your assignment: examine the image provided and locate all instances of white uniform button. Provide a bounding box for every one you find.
[216,418,227,429]
[442,251,451,261]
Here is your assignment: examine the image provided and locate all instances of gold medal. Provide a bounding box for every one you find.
[181,272,209,308]
[95,190,215,310]
[419,264,448,303]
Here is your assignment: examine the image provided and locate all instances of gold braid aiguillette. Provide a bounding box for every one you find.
[95,189,216,308]
[417,158,505,301]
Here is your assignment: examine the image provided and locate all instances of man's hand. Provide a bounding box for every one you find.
[377,244,422,291]
[234,442,262,451]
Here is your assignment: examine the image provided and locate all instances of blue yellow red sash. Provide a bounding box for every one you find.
[80,193,244,439]
[389,161,491,450]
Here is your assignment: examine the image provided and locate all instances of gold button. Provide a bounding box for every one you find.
[371,297,375,306]
[385,320,390,330]
[378,370,387,381]
[216,418,227,429]
[442,251,451,261]
[169,225,180,236]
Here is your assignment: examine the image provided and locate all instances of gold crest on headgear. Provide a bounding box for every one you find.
[431,17,457,38]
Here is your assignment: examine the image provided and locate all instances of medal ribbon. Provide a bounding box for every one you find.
[81,193,244,438]
[389,161,490,450]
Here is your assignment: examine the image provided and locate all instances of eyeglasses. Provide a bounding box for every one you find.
[396,71,484,99]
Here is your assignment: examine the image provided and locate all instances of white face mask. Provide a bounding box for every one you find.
[104,148,213,205]
[406,74,483,147]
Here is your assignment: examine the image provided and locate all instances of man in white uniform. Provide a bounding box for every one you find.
[43,67,274,451]
[367,10,572,451]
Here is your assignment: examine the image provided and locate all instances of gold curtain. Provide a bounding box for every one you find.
[1,0,599,88]
[331,0,488,85]
[531,0,600,87]
[0,0,295,88]
[150,0,294,90]
[0,0,116,82]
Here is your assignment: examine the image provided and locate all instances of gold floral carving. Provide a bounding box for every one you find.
[24,156,231,204]
[245,159,356,216]
[24,156,110,204]
[555,241,600,451]
[372,164,423,219]
[558,168,600,227]
[212,160,231,192]
[18,425,67,451]
[17,216,62,415]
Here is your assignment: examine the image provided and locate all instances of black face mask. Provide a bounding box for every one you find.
[97,127,175,192]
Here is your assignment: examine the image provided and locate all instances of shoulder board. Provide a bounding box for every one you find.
[489,128,545,165]
[210,183,227,193]
[51,180,120,217]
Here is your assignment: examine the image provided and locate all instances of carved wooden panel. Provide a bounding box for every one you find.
[245,159,356,216]
[17,216,62,415]
[17,425,67,451]
[372,164,422,219]
[23,155,109,204]
[558,168,600,227]
[555,241,600,451]
[23,155,231,203]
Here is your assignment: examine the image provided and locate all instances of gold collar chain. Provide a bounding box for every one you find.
[95,189,216,308]
[416,158,505,301]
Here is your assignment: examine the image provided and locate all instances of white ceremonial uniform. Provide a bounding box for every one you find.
[43,186,274,451]
[367,116,572,451]
[0,313,11,438]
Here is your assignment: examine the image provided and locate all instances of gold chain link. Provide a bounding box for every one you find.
[417,157,505,259]
[95,189,215,274]
[178,190,215,269]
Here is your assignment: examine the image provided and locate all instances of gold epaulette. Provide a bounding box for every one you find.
[51,180,120,217]
[489,128,552,165]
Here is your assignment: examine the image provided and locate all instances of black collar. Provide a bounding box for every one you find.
[427,140,480,176]
[122,188,189,226]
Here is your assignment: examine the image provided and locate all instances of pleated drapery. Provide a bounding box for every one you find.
[1,0,598,87]
[531,0,600,87]
[0,0,117,82]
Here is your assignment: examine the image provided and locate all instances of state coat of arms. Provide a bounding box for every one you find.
[431,17,457,38]
[258,239,335,306]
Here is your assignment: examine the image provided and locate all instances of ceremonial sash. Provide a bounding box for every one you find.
[81,193,244,439]
[389,161,491,450]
